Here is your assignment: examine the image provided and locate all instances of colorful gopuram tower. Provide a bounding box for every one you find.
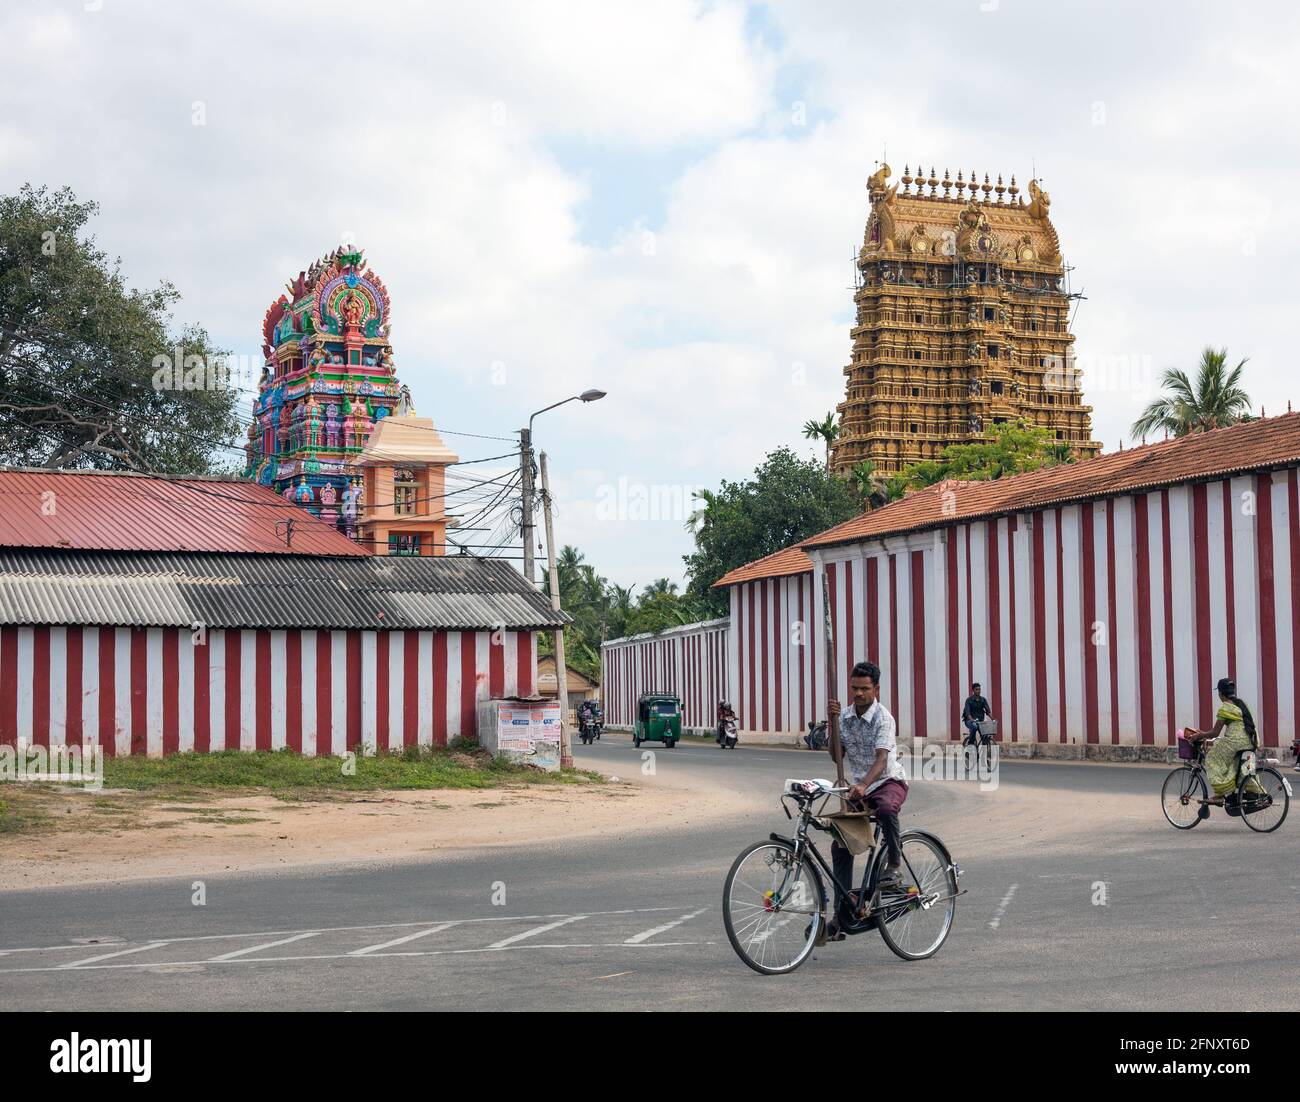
[829,164,1102,477]
[244,246,402,539]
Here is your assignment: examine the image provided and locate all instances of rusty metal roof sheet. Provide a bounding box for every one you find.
[0,468,367,557]
[0,550,566,631]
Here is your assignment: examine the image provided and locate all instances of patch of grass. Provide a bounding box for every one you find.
[100,747,601,795]
[0,791,56,833]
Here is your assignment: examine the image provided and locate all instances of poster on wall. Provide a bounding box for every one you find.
[476,699,561,771]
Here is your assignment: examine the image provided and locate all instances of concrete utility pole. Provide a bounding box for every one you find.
[519,427,534,585]
[539,451,571,769]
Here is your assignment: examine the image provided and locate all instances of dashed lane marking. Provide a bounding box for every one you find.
[0,940,712,976]
[624,908,709,945]
[207,932,321,962]
[59,942,169,969]
[0,907,676,957]
[988,884,1018,929]
[349,922,461,957]
[487,915,586,949]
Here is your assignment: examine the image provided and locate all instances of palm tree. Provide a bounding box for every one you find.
[1131,347,1252,441]
[802,412,839,469]
[850,459,892,510]
[685,488,717,534]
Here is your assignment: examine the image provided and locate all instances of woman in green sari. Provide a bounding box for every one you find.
[1185,678,1265,805]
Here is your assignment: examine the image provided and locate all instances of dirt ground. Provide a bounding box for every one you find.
[0,766,758,891]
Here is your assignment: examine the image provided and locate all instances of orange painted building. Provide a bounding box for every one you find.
[356,413,459,556]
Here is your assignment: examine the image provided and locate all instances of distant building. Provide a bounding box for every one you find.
[604,416,1300,755]
[831,164,1101,477]
[356,409,460,556]
[535,655,598,703]
[0,468,565,756]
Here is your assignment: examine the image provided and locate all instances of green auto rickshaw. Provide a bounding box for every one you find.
[634,692,681,749]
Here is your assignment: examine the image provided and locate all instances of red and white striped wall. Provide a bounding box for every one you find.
[599,619,729,730]
[728,572,822,739]
[796,470,1296,747]
[0,627,537,756]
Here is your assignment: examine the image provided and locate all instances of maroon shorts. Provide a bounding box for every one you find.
[865,779,908,816]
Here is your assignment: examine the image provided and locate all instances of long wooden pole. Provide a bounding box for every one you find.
[539,452,571,769]
[822,569,845,787]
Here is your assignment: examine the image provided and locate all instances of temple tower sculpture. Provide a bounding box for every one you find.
[830,165,1102,477]
[244,246,402,539]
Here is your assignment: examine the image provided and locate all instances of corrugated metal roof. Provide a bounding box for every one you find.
[714,412,1300,586]
[601,617,731,648]
[0,468,367,557]
[0,550,567,631]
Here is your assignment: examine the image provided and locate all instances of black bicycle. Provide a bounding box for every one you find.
[962,720,997,772]
[722,780,963,975]
[1161,739,1290,833]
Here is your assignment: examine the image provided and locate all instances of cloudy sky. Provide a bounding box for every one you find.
[3,0,1298,589]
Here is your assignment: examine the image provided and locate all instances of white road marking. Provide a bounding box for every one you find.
[988,883,1018,929]
[487,915,587,949]
[206,932,320,961]
[0,941,711,975]
[0,908,675,957]
[59,942,169,969]
[624,907,708,944]
[349,922,459,956]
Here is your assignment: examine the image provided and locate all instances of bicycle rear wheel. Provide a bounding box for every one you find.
[723,840,825,975]
[1239,767,1290,833]
[875,832,956,961]
[1161,766,1207,829]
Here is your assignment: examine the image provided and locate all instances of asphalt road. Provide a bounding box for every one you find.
[1,736,1297,1011]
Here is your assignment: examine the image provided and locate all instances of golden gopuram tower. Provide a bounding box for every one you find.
[830,164,1102,477]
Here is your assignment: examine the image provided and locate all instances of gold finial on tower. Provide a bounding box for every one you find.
[942,168,952,199]
[928,166,938,196]
[1008,174,1019,203]
[981,173,993,200]
[995,173,1006,203]
[901,164,913,193]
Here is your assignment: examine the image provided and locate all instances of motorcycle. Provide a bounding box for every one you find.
[804,719,828,751]
[718,714,738,750]
[716,702,738,750]
[577,706,603,745]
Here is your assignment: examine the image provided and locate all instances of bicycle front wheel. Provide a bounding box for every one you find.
[876,832,957,961]
[1240,767,1290,833]
[722,840,825,975]
[1161,766,1207,829]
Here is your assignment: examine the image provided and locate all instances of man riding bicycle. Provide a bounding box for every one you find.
[961,682,993,747]
[826,661,909,915]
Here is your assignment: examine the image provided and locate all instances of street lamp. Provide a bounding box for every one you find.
[520,389,606,584]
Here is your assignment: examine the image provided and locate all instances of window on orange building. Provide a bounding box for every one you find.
[393,468,417,515]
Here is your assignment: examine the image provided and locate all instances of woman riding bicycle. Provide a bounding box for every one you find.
[1184,677,1266,805]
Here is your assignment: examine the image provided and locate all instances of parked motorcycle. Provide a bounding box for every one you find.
[804,719,828,751]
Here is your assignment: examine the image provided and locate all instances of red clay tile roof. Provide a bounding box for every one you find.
[0,468,368,557]
[715,412,1300,585]
[712,544,813,588]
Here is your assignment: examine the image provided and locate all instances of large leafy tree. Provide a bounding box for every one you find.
[1131,347,1252,441]
[540,548,706,681]
[0,184,241,471]
[684,446,861,615]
